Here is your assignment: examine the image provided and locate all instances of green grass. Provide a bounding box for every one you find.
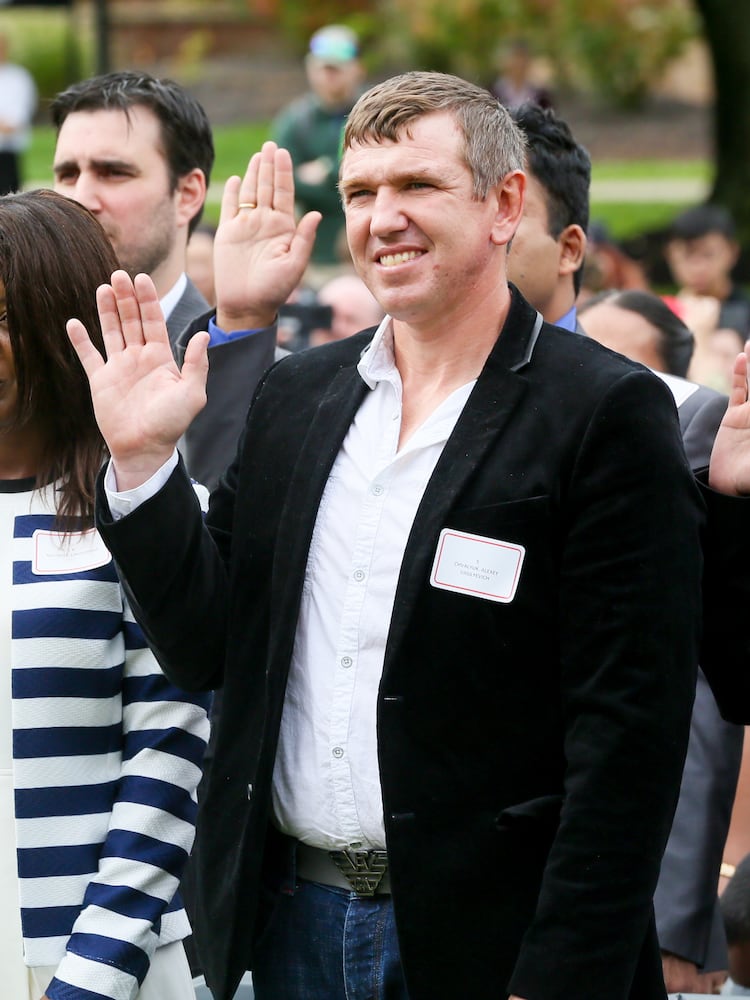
[589,201,692,240]
[24,122,711,238]
[24,122,271,189]
[591,159,710,182]
[590,159,710,239]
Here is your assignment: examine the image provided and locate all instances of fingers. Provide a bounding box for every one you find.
[95,283,125,357]
[132,273,170,344]
[255,141,278,210]
[220,174,242,225]
[97,270,167,351]
[238,146,265,208]
[69,269,162,369]
[109,270,162,346]
[181,329,210,405]
[66,317,105,380]
[290,210,322,270]
[271,146,296,215]
[230,141,298,220]
[728,350,749,408]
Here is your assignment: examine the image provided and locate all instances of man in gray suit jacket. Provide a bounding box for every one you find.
[50,70,285,491]
[509,102,742,995]
[50,71,293,979]
[51,72,213,351]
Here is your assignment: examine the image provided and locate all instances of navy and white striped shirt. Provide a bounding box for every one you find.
[4,483,210,1000]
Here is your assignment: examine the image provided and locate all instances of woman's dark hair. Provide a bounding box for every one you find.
[579,288,694,378]
[0,189,118,524]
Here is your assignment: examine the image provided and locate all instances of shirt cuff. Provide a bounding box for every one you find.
[207,315,266,345]
[104,450,179,520]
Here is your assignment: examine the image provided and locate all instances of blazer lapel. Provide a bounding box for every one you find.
[382,293,544,673]
[267,362,369,662]
[166,278,209,352]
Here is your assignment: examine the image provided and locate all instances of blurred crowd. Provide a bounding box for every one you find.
[2,16,750,1000]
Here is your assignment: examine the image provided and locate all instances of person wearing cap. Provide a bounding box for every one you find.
[272,24,365,277]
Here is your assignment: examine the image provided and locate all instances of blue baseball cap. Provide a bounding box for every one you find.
[308,25,359,64]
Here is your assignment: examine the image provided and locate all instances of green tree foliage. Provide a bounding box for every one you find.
[373,0,697,108]
[564,0,698,108]
[0,9,94,105]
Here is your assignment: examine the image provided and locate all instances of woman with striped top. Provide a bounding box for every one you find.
[0,189,210,1000]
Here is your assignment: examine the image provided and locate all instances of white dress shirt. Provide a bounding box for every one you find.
[159,271,188,322]
[106,318,475,851]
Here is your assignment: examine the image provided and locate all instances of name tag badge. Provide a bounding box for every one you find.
[32,528,112,575]
[430,528,525,604]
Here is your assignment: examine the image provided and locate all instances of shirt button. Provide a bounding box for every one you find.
[353,569,366,582]
[371,484,384,496]
[332,746,345,759]
[341,656,353,668]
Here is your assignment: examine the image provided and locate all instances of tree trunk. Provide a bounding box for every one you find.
[694,0,750,249]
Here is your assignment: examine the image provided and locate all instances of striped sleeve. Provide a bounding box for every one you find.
[46,594,210,1000]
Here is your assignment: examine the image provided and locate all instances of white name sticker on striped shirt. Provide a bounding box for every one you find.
[430,528,525,604]
[32,528,112,575]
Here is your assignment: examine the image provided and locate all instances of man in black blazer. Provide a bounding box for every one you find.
[69,73,704,1000]
[507,102,743,995]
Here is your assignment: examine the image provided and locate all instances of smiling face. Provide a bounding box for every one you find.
[52,106,180,287]
[340,111,517,333]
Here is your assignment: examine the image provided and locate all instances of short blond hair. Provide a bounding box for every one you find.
[343,71,526,200]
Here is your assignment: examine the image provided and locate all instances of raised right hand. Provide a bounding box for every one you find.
[67,269,209,491]
[213,141,321,331]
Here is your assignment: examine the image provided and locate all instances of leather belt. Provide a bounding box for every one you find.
[296,843,391,896]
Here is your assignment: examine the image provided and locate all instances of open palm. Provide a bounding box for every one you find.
[213,142,320,328]
[67,270,209,489]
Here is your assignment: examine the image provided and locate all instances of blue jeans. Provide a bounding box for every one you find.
[252,877,410,1000]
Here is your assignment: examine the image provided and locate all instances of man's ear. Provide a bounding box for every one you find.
[491,170,525,247]
[728,238,742,270]
[175,168,207,231]
[557,224,587,279]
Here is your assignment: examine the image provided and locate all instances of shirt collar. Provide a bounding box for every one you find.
[553,304,578,332]
[357,316,398,389]
[159,272,188,321]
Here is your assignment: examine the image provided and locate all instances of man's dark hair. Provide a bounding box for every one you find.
[511,103,591,294]
[669,202,737,243]
[51,71,215,235]
[578,289,694,378]
[721,853,750,946]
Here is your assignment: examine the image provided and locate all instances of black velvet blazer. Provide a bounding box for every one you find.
[97,288,704,1000]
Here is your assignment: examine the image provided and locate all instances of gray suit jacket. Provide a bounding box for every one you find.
[176,311,288,493]
[166,277,210,352]
[652,375,744,972]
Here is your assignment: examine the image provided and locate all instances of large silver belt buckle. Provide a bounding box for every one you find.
[329,848,388,897]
